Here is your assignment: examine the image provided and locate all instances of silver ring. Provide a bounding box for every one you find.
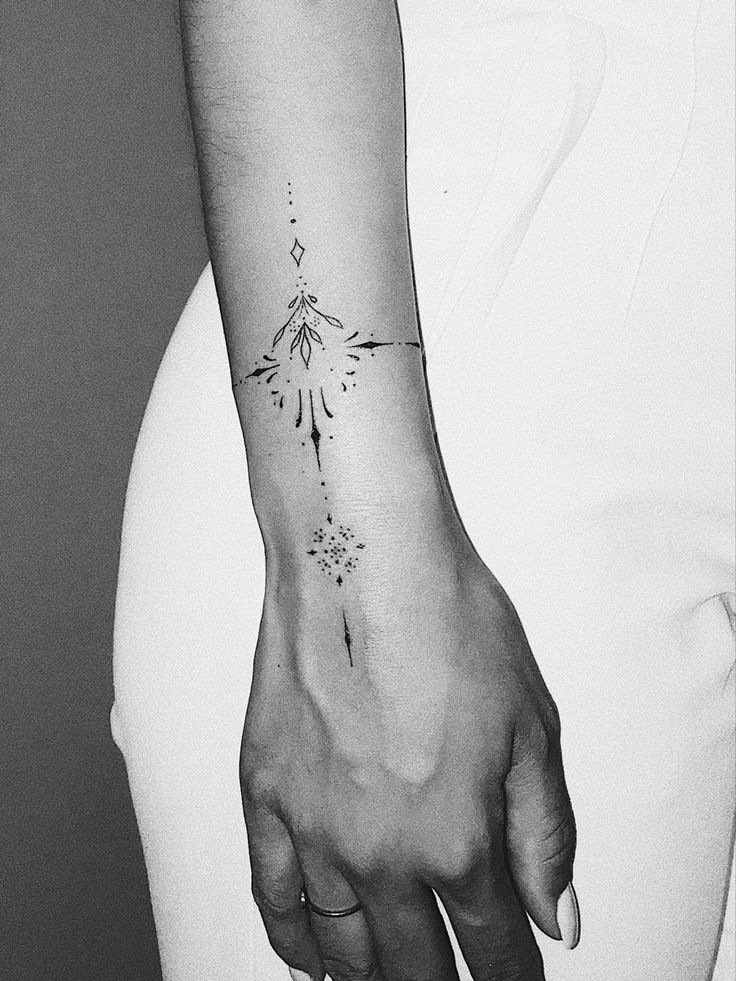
[301,888,362,919]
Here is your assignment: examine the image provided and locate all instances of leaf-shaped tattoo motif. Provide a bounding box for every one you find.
[271,293,340,352]
[300,330,312,368]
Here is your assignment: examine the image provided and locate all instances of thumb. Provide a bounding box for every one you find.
[504,713,579,948]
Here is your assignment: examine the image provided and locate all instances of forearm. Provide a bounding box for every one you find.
[180,0,459,588]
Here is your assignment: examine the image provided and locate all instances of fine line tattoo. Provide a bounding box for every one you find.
[308,518,365,586]
[232,182,421,586]
[342,610,353,668]
[233,275,419,472]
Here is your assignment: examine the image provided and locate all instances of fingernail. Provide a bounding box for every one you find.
[288,969,314,981]
[556,881,580,950]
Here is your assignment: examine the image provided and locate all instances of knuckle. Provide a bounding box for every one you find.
[539,808,576,852]
[340,831,395,884]
[539,814,576,876]
[240,766,275,807]
[430,835,487,886]
[527,795,576,897]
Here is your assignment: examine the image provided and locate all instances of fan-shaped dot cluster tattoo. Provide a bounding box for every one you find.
[232,184,422,662]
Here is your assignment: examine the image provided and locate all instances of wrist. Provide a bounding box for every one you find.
[253,448,465,591]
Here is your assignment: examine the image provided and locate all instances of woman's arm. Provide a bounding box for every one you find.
[179,2,579,979]
[180,0,445,562]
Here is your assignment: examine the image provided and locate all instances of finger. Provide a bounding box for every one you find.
[244,803,324,980]
[351,872,459,981]
[300,858,381,981]
[437,836,544,981]
[504,713,578,945]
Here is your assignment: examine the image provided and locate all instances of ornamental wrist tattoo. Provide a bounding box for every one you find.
[232,184,422,658]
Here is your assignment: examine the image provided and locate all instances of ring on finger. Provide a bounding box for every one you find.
[301,888,362,919]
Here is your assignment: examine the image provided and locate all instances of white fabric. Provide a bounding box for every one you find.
[112,0,735,977]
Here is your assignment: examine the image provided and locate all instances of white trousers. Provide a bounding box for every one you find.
[112,1,735,978]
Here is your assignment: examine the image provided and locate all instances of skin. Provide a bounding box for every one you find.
[179,1,576,977]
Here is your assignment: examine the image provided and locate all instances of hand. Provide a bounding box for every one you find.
[240,532,578,981]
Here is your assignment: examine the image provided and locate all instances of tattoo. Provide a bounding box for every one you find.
[290,237,305,266]
[235,278,418,473]
[232,183,421,587]
[307,518,365,586]
[342,610,353,668]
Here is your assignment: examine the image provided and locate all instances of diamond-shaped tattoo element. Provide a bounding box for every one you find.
[290,238,305,267]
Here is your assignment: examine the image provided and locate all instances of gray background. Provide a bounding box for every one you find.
[1,1,207,976]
